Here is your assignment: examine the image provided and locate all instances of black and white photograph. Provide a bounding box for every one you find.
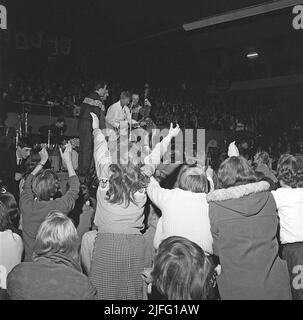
[0,0,303,304]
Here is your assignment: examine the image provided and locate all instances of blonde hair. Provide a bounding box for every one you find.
[33,211,79,260]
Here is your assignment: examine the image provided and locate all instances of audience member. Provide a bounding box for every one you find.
[148,236,216,300]
[20,144,80,261]
[7,212,96,300]
[0,194,23,293]
[272,155,303,300]
[88,112,179,299]
[148,164,214,254]
[207,154,292,300]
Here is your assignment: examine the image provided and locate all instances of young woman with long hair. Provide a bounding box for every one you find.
[88,112,180,300]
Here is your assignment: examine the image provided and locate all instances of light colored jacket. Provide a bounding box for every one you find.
[106,100,132,139]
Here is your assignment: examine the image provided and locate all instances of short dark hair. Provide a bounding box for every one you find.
[218,156,257,188]
[17,138,32,149]
[277,154,301,188]
[151,236,214,300]
[120,91,132,100]
[56,118,65,124]
[94,80,107,90]
[32,169,60,201]
[175,164,209,193]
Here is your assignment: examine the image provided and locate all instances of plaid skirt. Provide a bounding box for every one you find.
[89,233,152,300]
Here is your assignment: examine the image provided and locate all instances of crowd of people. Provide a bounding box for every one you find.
[1,97,303,299]
[2,74,303,139]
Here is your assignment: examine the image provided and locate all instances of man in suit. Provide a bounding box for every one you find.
[78,80,109,179]
[0,137,32,197]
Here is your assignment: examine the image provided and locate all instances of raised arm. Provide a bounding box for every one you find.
[228,141,240,157]
[142,123,180,176]
[146,176,172,209]
[55,143,80,213]
[91,112,111,179]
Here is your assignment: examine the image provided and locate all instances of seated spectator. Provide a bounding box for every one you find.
[7,211,96,300]
[207,150,292,300]
[146,236,216,300]
[272,154,303,300]
[147,164,214,254]
[0,189,21,234]
[0,194,23,293]
[20,144,80,261]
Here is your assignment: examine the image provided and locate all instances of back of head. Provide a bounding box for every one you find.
[120,91,132,101]
[17,137,32,149]
[151,236,214,300]
[107,160,149,207]
[175,164,209,193]
[33,211,79,260]
[106,141,150,207]
[0,191,19,231]
[0,201,10,232]
[32,169,59,201]
[277,154,302,188]
[218,156,257,188]
[255,151,270,166]
[295,155,303,188]
[24,149,41,175]
[94,80,107,91]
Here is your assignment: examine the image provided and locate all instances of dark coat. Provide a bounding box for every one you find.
[78,91,106,130]
[7,253,97,300]
[207,181,291,300]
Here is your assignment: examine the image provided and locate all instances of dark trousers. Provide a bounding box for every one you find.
[78,119,93,177]
[282,242,303,300]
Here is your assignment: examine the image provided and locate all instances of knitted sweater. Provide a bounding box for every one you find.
[20,174,80,261]
[147,177,213,254]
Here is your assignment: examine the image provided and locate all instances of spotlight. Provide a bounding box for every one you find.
[246,49,259,60]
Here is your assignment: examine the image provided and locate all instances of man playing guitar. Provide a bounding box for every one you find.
[105,91,139,153]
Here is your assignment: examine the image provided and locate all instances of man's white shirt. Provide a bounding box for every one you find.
[105,100,132,140]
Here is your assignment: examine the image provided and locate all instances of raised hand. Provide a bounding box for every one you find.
[90,112,99,130]
[205,166,214,179]
[39,147,49,165]
[228,141,240,157]
[169,123,180,138]
[59,141,73,165]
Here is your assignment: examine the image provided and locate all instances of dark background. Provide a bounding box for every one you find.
[1,0,302,88]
